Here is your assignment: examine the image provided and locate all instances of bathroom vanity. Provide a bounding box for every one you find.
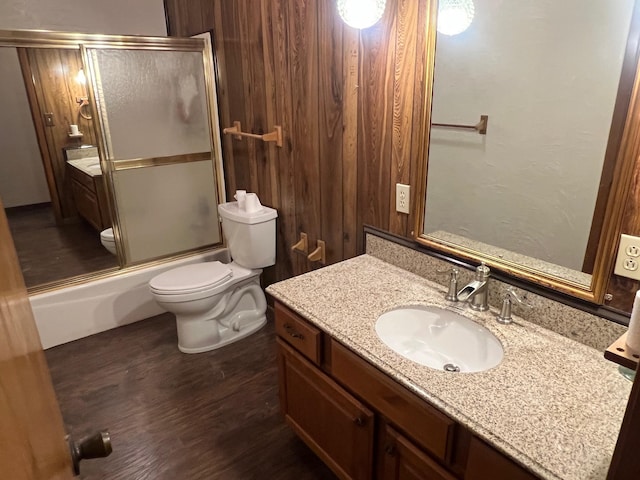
[266,255,631,480]
[66,158,111,231]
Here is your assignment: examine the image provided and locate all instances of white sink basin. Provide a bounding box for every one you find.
[375,306,503,373]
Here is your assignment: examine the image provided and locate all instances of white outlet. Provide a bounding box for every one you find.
[396,183,410,214]
[614,234,640,280]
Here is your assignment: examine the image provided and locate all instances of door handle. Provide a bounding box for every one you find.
[68,431,113,475]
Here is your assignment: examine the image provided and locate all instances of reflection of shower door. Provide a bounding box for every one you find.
[84,45,223,265]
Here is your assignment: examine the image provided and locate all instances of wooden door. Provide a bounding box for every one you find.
[0,197,74,479]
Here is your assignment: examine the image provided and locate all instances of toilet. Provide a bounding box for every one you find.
[149,201,278,353]
[100,228,117,255]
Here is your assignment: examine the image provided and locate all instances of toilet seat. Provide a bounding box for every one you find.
[150,261,234,296]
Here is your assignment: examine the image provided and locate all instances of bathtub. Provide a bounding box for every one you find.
[31,248,230,349]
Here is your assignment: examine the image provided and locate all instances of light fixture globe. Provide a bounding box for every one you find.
[437,0,475,36]
[337,0,386,29]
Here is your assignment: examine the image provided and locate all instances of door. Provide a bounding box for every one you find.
[0,196,74,479]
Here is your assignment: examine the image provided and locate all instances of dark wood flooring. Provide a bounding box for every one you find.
[5,203,118,287]
[45,313,337,480]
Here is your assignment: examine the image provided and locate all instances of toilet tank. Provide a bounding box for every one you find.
[218,202,278,269]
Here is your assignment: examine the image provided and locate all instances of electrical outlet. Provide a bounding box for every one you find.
[396,183,410,214]
[614,234,640,280]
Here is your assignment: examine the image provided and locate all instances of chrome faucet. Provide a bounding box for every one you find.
[496,286,532,324]
[457,263,490,311]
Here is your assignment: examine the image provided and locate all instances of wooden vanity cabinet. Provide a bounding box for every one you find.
[274,302,540,480]
[277,339,375,480]
[67,164,111,231]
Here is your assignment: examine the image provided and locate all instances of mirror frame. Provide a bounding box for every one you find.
[0,29,227,294]
[413,0,640,303]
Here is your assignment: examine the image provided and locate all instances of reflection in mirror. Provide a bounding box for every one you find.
[0,46,118,288]
[0,31,225,291]
[423,0,636,288]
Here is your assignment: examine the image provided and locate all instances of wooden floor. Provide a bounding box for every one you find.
[6,203,117,288]
[45,313,337,480]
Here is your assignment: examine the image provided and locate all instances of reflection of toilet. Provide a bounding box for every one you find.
[100,228,117,255]
[149,201,278,353]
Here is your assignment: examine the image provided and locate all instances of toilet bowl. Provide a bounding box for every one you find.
[149,199,277,353]
[100,228,117,255]
[150,261,266,353]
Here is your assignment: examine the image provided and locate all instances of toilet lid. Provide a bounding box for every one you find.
[149,261,233,294]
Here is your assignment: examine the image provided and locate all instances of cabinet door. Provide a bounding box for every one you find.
[381,426,456,480]
[465,437,537,480]
[71,179,102,231]
[277,339,374,480]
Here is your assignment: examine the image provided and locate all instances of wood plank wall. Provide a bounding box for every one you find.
[165,0,428,285]
[18,48,99,223]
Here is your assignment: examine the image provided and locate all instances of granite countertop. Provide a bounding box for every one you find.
[67,157,102,177]
[266,255,631,480]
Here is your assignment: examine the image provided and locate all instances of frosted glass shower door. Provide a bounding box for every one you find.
[87,47,221,264]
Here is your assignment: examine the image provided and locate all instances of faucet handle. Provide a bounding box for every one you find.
[436,265,457,275]
[444,268,459,302]
[497,287,532,324]
[507,286,531,305]
[475,262,490,280]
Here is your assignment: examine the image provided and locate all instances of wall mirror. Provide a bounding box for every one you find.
[415,0,640,303]
[0,30,225,292]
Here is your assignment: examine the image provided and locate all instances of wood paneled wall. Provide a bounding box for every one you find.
[19,48,99,223]
[166,0,428,284]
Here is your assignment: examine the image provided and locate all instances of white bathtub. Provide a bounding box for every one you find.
[31,248,229,349]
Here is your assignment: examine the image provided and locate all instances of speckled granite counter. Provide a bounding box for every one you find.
[266,255,631,480]
[67,157,102,177]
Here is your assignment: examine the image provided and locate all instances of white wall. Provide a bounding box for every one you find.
[0,0,166,36]
[0,48,50,208]
[425,0,634,270]
[0,0,167,208]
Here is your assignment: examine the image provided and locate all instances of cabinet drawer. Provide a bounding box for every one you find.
[381,426,456,480]
[331,339,455,463]
[278,339,374,480]
[465,437,537,480]
[275,302,321,365]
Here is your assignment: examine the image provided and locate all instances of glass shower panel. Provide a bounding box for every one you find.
[92,49,212,159]
[112,161,220,263]
[88,48,221,264]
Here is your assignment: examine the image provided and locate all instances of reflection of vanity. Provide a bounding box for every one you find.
[267,253,630,480]
[65,147,111,231]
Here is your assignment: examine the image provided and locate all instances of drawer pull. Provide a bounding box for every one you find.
[353,416,365,427]
[385,443,396,456]
[284,323,304,340]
